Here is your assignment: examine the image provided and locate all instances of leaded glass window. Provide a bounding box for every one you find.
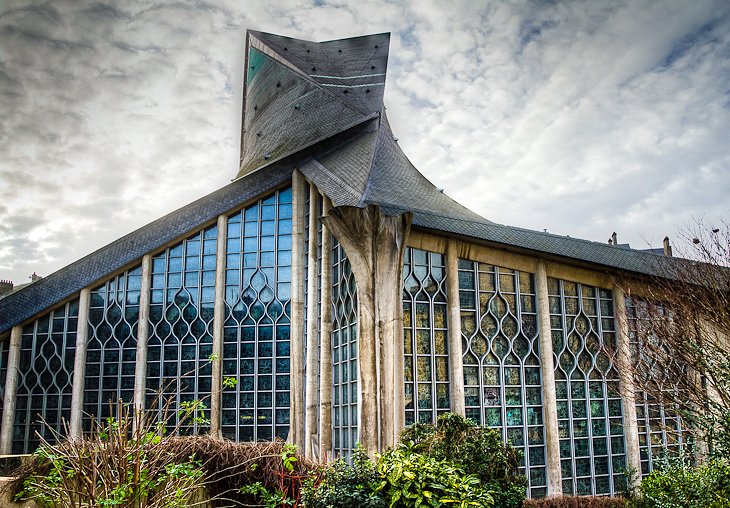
[146,227,216,433]
[0,338,9,402]
[549,279,626,496]
[458,259,547,497]
[84,267,141,429]
[626,298,688,475]
[222,187,292,441]
[403,247,449,425]
[332,241,358,458]
[13,300,78,453]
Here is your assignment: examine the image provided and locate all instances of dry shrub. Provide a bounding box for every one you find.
[4,399,319,507]
[524,496,628,508]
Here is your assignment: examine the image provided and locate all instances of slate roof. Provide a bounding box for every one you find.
[1,30,683,335]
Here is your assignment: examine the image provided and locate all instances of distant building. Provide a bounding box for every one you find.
[0,31,684,498]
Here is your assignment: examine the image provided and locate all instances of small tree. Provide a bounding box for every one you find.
[626,219,730,457]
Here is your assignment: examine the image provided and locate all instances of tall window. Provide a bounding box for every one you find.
[332,241,358,458]
[84,267,141,428]
[626,298,688,475]
[146,227,217,433]
[549,279,626,496]
[402,247,449,425]
[222,187,292,441]
[458,260,547,497]
[13,301,78,453]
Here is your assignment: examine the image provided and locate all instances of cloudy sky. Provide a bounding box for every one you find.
[1,0,729,284]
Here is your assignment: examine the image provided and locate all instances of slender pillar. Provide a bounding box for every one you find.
[535,261,562,496]
[445,241,465,416]
[318,196,334,458]
[69,288,91,439]
[133,254,153,429]
[210,214,228,438]
[323,204,412,455]
[613,286,641,486]
[0,326,23,454]
[290,170,307,451]
[304,185,321,458]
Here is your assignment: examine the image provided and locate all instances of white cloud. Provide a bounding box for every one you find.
[0,0,729,283]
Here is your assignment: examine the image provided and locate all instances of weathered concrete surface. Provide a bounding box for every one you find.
[289,171,307,451]
[445,241,465,416]
[318,196,334,459]
[613,286,641,487]
[210,214,229,438]
[0,327,22,454]
[304,185,321,459]
[535,261,562,497]
[70,288,91,439]
[133,253,152,431]
[323,204,411,454]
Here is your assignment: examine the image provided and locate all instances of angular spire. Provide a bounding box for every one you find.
[236,30,390,179]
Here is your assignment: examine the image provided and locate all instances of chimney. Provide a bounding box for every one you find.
[0,279,13,297]
[30,272,42,282]
[663,236,673,257]
[611,232,617,246]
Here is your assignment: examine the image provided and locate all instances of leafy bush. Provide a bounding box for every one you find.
[376,447,493,508]
[635,456,730,508]
[301,445,385,508]
[399,413,527,508]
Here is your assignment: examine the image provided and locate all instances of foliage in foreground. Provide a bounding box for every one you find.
[399,413,526,508]
[633,455,730,508]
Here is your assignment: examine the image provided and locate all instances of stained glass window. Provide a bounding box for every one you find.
[332,241,359,458]
[458,259,547,497]
[626,298,689,475]
[13,300,78,453]
[84,267,141,429]
[403,247,449,425]
[0,338,9,403]
[549,279,626,496]
[222,187,292,441]
[146,227,217,433]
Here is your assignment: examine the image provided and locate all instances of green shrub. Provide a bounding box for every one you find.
[376,447,493,508]
[635,457,730,508]
[301,446,385,508]
[399,413,527,508]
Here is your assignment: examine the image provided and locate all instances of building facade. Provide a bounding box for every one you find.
[0,31,686,498]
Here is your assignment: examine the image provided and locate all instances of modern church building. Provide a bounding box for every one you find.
[0,31,686,498]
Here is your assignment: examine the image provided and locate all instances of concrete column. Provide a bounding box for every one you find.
[318,196,333,459]
[323,204,412,455]
[304,184,321,459]
[613,286,641,486]
[70,288,91,439]
[210,214,228,439]
[133,254,153,429]
[535,261,562,496]
[289,170,307,451]
[0,326,23,454]
[445,241,465,416]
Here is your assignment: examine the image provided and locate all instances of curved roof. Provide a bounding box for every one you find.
[0,30,685,335]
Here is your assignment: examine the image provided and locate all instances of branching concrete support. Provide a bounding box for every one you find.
[535,261,562,496]
[289,171,307,451]
[614,285,641,486]
[318,196,334,459]
[323,204,412,455]
[0,326,22,454]
[445,240,465,416]
[133,254,152,432]
[305,185,321,459]
[210,214,229,439]
[70,288,91,439]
